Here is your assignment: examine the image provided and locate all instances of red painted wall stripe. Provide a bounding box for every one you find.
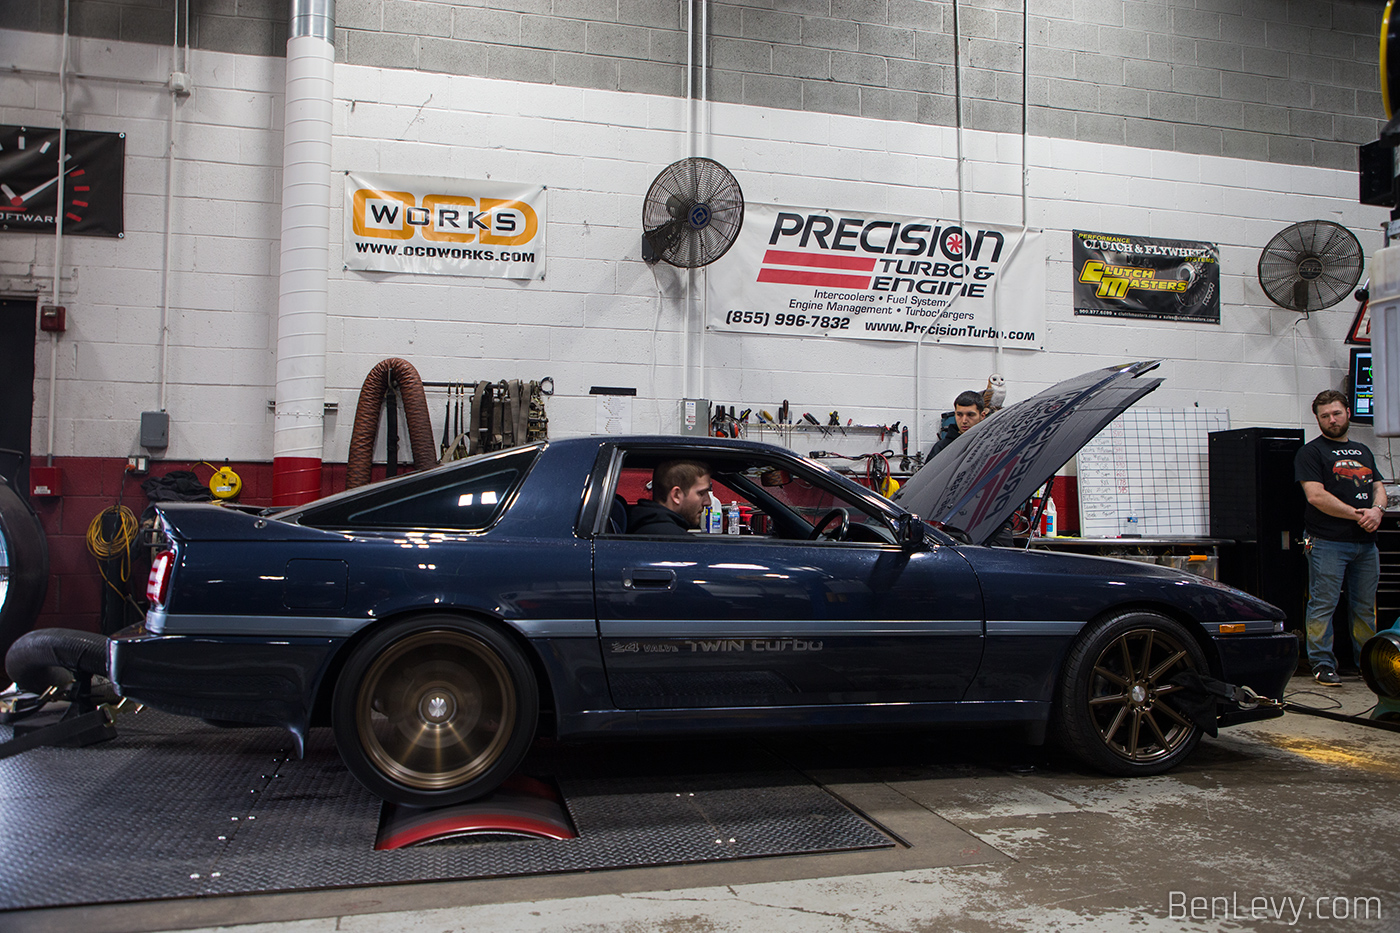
[273,456,323,507]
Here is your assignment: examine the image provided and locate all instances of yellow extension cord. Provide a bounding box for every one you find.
[87,504,141,607]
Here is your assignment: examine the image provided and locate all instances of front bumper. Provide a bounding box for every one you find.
[1213,631,1298,728]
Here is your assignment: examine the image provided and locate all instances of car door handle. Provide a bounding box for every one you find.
[625,569,675,589]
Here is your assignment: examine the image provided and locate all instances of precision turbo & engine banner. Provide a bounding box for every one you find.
[709,204,1046,350]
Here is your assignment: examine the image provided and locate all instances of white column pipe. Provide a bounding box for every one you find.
[990,0,1031,374]
[158,0,185,414]
[912,0,1032,454]
[697,0,709,401]
[912,0,968,456]
[681,0,693,400]
[272,0,335,505]
[45,0,71,466]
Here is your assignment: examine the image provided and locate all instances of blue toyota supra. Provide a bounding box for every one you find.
[110,362,1298,805]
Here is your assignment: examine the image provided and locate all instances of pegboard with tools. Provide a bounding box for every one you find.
[711,403,921,490]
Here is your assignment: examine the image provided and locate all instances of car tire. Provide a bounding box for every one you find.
[331,615,539,807]
[0,477,49,684]
[1053,611,1208,776]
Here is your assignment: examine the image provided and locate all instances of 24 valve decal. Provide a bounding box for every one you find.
[709,203,1046,349]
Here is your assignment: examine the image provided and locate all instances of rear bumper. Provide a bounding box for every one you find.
[1213,631,1298,728]
[109,625,343,735]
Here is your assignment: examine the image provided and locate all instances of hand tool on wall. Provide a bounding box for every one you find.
[440,387,453,459]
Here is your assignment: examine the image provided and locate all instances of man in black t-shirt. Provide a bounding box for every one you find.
[1294,389,1388,686]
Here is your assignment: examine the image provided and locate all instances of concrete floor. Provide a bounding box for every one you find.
[7,673,1398,933]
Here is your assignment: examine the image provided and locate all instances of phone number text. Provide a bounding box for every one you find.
[725,310,852,330]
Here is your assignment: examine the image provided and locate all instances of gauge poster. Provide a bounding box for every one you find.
[708,203,1046,350]
[0,125,125,237]
[1072,230,1219,323]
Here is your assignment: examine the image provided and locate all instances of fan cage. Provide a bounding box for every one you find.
[1257,220,1363,312]
[642,157,745,268]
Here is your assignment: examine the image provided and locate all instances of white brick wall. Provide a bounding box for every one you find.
[4,30,1390,476]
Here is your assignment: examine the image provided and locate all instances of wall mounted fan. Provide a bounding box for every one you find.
[1257,220,1363,312]
[641,157,744,268]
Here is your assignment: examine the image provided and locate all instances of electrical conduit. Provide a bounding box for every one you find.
[272,0,335,506]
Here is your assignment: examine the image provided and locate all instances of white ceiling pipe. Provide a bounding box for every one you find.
[272,0,335,505]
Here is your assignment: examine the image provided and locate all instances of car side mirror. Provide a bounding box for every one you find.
[897,513,927,550]
[760,469,792,487]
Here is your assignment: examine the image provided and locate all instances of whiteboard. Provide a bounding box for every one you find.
[1076,408,1230,537]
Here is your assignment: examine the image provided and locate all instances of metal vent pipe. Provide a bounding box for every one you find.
[272,0,335,505]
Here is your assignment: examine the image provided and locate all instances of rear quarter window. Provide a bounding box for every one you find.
[298,448,538,531]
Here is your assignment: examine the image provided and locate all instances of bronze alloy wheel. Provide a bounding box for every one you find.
[1085,625,1198,764]
[354,628,517,791]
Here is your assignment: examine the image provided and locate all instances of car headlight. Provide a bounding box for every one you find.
[1359,629,1400,700]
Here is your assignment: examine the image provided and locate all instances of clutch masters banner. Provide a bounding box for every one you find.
[345,172,545,279]
[1073,230,1219,323]
[708,204,1045,349]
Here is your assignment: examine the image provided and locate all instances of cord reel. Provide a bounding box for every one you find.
[207,462,242,500]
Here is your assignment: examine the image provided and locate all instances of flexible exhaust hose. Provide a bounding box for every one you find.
[346,358,438,489]
[5,628,110,693]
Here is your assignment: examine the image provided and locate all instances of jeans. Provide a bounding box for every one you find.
[1303,537,1379,672]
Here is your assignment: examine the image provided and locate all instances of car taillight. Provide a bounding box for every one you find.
[147,550,174,607]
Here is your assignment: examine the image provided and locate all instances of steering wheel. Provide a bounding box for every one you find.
[808,507,850,541]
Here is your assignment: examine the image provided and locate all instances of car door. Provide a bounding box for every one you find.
[591,446,985,710]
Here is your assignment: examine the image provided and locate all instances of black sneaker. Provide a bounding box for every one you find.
[1314,668,1342,687]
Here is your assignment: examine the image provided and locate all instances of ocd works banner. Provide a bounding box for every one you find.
[344,172,545,279]
[708,204,1045,349]
[1072,230,1219,323]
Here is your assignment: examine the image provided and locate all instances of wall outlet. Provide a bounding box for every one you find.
[126,456,149,474]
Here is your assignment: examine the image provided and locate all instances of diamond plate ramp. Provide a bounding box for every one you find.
[0,711,891,910]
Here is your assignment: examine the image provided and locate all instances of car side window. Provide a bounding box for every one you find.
[298,449,538,531]
[603,452,892,543]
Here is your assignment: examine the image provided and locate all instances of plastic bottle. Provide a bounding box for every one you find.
[1043,495,1057,537]
[708,491,722,533]
[726,501,741,534]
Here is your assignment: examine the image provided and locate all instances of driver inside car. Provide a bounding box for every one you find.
[627,459,712,535]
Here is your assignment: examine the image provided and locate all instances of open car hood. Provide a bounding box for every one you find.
[892,361,1163,545]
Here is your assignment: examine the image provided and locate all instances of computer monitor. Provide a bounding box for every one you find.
[1350,346,1374,424]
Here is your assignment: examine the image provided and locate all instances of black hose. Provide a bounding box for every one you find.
[1282,701,1400,734]
[5,628,110,693]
